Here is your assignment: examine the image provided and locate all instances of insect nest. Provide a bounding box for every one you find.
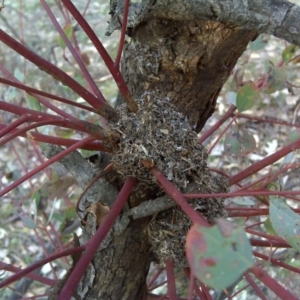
[109,95,228,266]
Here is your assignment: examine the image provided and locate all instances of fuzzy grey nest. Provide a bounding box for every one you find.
[109,95,228,267]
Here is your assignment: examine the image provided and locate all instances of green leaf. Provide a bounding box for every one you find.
[287,130,300,143]
[54,127,74,138]
[25,94,41,111]
[266,182,279,191]
[58,23,73,49]
[225,91,237,106]
[269,199,300,251]
[65,206,77,219]
[279,152,294,169]
[186,221,254,290]
[236,84,258,112]
[264,66,287,94]
[282,45,298,63]
[20,215,36,229]
[264,218,276,236]
[231,197,255,206]
[223,128,256,155]
[59,207,77,232]
[13,68,24,82]
[223,132,241,155]
[249,35,267,51]
[238,128,256,153]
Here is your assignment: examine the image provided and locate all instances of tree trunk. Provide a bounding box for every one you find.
[121,19,257,132]
[77,2,258,299]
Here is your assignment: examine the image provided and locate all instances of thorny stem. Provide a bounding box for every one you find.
[58,177,137,300]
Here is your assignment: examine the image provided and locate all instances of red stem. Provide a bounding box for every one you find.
[183,268,196,300]
[114,0,130,69]
[0,123,111,152]
[199,105,236,143]
[58,177,137,299]
[246,229,286,243]
[229,139,300,186]
[244,272,267,300]
[238,113,300,128]
[185,189,300,199]
[208,114,237,154]
[150,167,210,227]
[0,77,95,113]
[0,245,85,289]
[0,136,95,198]
[0,114,29,138]
[166,258,177,300]
[0,101,108,140]
[253,251,300,274]
[250,266,298,300]
[0,29,117,121]
[61,0,138,113]
[0,119,101,148]
[198,280,212,300]
[0,261,56,287]
[147,267,164,288]
[40,0,107,104]
[250,239,290,248]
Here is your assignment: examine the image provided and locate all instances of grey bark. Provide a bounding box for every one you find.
[108,0,300,47]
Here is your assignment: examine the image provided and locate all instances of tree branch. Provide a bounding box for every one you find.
[108,0,300,47]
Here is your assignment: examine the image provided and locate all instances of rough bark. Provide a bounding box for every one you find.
[78,218,151,300]
[121,19,257,132]
[108,0,300,47]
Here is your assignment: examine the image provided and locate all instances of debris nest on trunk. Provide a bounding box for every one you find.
[108,94,228,267]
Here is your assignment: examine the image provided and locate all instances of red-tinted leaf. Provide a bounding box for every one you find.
[186,222,253,289]
[236,84,258,112]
